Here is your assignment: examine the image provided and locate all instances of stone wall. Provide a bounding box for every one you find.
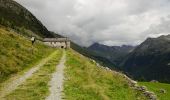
[90,59,158,100]
[44,41,69,48]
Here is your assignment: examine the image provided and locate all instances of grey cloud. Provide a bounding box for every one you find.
[141,16,170,38]
[14,0,170,46]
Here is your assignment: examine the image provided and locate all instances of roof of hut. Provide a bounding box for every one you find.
[43,38,70,42]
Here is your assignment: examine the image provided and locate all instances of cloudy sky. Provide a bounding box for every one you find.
[15,0,170,46]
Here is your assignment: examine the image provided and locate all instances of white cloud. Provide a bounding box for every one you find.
[15,0,170,46]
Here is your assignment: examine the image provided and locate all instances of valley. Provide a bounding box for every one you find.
[0,26,148,99]
[0,0,170,99]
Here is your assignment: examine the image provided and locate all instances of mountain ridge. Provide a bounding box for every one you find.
[120,35,170,83]
[0,0,56,38]
[88,42,135,65]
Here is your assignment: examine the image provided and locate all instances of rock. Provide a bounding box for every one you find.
[91,60,96,64]
[123,74,127,78]
[134,86,157,99]
[160,89,166,94]
[143,91,150,96]
[150,80,158,83]
[143,91,157,100]
[96,63,100,67]
[136,86,147,92]
[149,94,157,100]
[141,86,147,91]
[131,80,137,84]
[105,67,110,70]
[130,80,137,86]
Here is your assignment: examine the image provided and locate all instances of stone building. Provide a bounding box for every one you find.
[43,38,70,49]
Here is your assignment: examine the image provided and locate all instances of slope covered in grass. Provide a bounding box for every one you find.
[64,50,147,100]
[139,82,170,100]
[0,26,55,82]
[0,0,55,38]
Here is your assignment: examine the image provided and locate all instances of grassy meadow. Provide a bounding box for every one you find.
[139,82,170,100]
[64,49,147,100]
[0,26,55,82]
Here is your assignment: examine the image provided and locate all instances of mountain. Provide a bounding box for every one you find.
[0,0,115,70]
[0,29,148,99]
[71,42,116,69]
[88,43,135,65]
[0,1,167,99]
[0,0,56,38]
[121,35,170,83]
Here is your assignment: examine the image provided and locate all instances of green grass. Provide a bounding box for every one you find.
[5,50,63,100]
[139,82,170,100]
[64,49,147,100]
[0,26,55,82]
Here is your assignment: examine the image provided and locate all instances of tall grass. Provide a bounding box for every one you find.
[64,49,146,100]
[0,27,55,82]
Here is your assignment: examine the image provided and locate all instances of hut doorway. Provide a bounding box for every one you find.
[61,46,64,49]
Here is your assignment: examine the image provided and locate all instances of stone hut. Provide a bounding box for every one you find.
[43,38,70,49]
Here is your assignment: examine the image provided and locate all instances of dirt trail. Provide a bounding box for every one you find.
[0,51,57,99]
[46,50,66,100]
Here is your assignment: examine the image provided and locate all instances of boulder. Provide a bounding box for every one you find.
[136,86,147,92]
[149,94,157,100]
[130,80,137,86]
[105,67,110,70]
[150,80,158,83]
[96,63,100,67]
[92,60,96,64]
[160,89,166,94]
[143,91,157,100]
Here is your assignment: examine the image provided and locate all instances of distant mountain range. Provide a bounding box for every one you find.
[88,35,170,83]
[88,43,135,65]
[120,35,170,83]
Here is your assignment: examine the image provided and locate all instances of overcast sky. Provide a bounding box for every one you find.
[15,0,170,46]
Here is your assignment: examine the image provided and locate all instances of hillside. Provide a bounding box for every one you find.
[0,25,149,99]
[0,0,57,38]
[121,35,170,83]
[63,49,147,100]
[0,28,148,99]
[88,43,135,65]
[0,26,55,83]
[1,0,170,99]
[1,47,149,99]
[71,42,116,69]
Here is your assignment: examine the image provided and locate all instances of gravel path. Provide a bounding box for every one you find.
[46,50,66,100]
[0,51,57,99]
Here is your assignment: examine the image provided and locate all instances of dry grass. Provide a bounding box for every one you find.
[0,26,55,82]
